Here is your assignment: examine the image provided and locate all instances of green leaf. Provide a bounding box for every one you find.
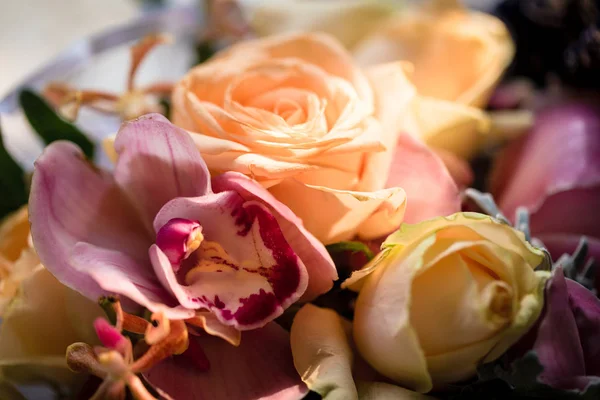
[325,241,375,261]
[195,40,216,65]
[0,126,28,219]
[159,97,171,120]
[19,89,95,158]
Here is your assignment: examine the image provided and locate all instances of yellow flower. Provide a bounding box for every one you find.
[290,303,434,400]
[0,207,103,389]
[343,213,550,392]
[353,0,514,158]
[0,206,41,315]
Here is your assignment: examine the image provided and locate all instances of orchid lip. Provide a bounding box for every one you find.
[156,218,203,271]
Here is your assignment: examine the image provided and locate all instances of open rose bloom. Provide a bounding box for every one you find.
[29,113,337,342]
[163,32,460,243]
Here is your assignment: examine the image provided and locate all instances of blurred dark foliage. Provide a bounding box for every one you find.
[495,0,600,87]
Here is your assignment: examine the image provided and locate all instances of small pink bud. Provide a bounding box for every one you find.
[94,318,127,351]
[156,218,203,271]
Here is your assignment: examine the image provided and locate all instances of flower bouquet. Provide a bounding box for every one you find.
[0,0,599,399]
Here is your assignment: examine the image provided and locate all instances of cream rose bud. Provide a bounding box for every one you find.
[343,213,551,393]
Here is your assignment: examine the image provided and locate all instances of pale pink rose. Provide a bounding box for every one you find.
[169,33,460,243]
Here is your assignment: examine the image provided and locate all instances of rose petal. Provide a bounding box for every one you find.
[212,172,337,301]
[29,141,151,301]
[113,113,212,230]
[352,2,513,107]
[386,133,461,223]
[216,32,373,103]
[409,95,490,159]
[353,239,433,393]
[153,191,308,329]
[290,304,358,399]
[432,147,474,188]
[268,179,406,244]
[357,62,417,193]
[145,322,308,400]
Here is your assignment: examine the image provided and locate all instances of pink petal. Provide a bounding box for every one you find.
[565,279,600,377]
[114,113,212,230]
[153,191,308,329]
[29,141,151,301]
[212,172,337,301]
[534,269,586,388]
[386,133,461,223]
[530,187,600,238]
[493,104,600,235]
[72,242,193,319]
[145,322,308,400]
[94,318,127,351]
[537,234,600,264]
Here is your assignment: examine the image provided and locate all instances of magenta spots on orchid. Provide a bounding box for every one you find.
[245,203,301,303]
[233,289,279,326]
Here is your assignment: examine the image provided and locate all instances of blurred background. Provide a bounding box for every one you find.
[0,0,498,98]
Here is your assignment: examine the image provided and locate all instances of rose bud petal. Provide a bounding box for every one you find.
[343,212,550,392]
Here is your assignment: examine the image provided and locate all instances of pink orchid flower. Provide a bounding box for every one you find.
[29,113,337,340]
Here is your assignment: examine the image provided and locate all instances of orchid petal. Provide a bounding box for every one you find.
[212,172,337,301]
[187,311,242,346]
[71,242,193,319]
[29,141,151,301]
[153,191,308,329]
[386,133,461,224]
[145,322,308,400]
[114,113,211,230]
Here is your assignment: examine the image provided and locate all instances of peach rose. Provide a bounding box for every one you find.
[170,33,460,243]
